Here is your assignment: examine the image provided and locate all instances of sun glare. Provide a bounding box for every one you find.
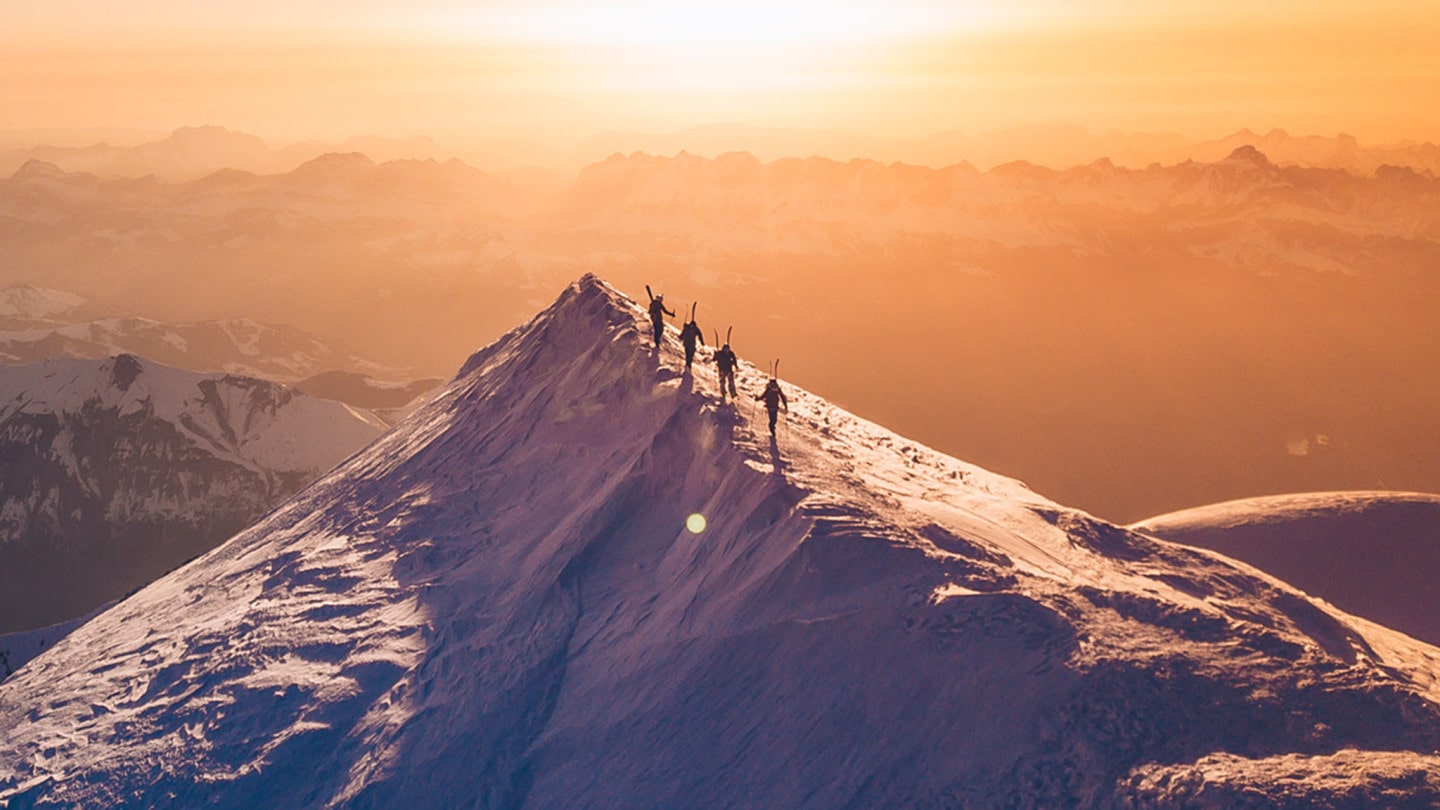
[495,1,915,46]
[421,0,1006,98]
[485,1,992,48]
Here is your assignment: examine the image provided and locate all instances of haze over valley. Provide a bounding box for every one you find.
[4,126,1437,522]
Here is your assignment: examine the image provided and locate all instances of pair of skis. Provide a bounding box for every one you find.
[645,286,697,325]
[644,286,782,428]
[748,358,782,422]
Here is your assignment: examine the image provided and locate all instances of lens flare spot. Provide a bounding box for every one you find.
[686,513,707,534]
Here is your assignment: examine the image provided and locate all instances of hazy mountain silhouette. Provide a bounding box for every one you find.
[296,370,443,421]
[3,146,1437,523]
[6,124,1438,181]
[0,126,468,182]
[576,123,1440,175]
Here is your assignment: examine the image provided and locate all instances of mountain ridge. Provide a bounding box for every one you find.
[0,309,394,383]
[7,123,1440,185]
[3,276,1440,806]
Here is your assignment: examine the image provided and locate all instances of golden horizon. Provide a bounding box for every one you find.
[4,1,1439,146]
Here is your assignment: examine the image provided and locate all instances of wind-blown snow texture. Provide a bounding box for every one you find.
[3,276,1440,808]
[0,604,111,680]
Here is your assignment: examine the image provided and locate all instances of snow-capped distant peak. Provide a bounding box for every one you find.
[0,353,388,634]
[0,284,87,320]
[0,352,385,474]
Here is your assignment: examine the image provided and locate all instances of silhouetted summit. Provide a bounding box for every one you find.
[1222,144,1275,168]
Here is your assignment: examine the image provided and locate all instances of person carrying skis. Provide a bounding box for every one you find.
[679,304,704,370]
[756,376,788,436]
[647,291,674,348]
[714,334,738,401]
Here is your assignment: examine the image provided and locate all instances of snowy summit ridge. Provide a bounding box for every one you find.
[4,275,1440,807]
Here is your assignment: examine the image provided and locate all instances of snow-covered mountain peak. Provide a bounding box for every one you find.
[0,284,87,322]
[5,277,1440,806]
[466,274,1157,587]
[0,354,388,633]
[0,353,385,479]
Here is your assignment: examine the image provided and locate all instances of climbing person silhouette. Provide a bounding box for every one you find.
[714,327,738,401]
[679,303,704,370]
[646,287,674,348]
[756,372,788,436]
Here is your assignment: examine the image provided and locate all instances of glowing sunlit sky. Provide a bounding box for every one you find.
[5,0,1439,149]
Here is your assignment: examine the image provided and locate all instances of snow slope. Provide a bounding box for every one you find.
[0,603,112,681]
[0,354,386,632]
[1131,491,1440,647]
[3,277,1440,807]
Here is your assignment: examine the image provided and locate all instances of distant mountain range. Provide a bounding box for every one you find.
[0,354,386,632]
[0,285,394,384]
[295,370,443,415]
[3,143,1437,523]
[0,125,458,182]
[4,123,1439,182]
[0,285,95,324]
[557,145,1438,273]
[571,122,1440,175]
[6,137,1434,283]
[12,142,1431,277]
[0,152,538,370]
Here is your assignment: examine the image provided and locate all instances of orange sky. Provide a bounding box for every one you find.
[4,0,1439,148]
